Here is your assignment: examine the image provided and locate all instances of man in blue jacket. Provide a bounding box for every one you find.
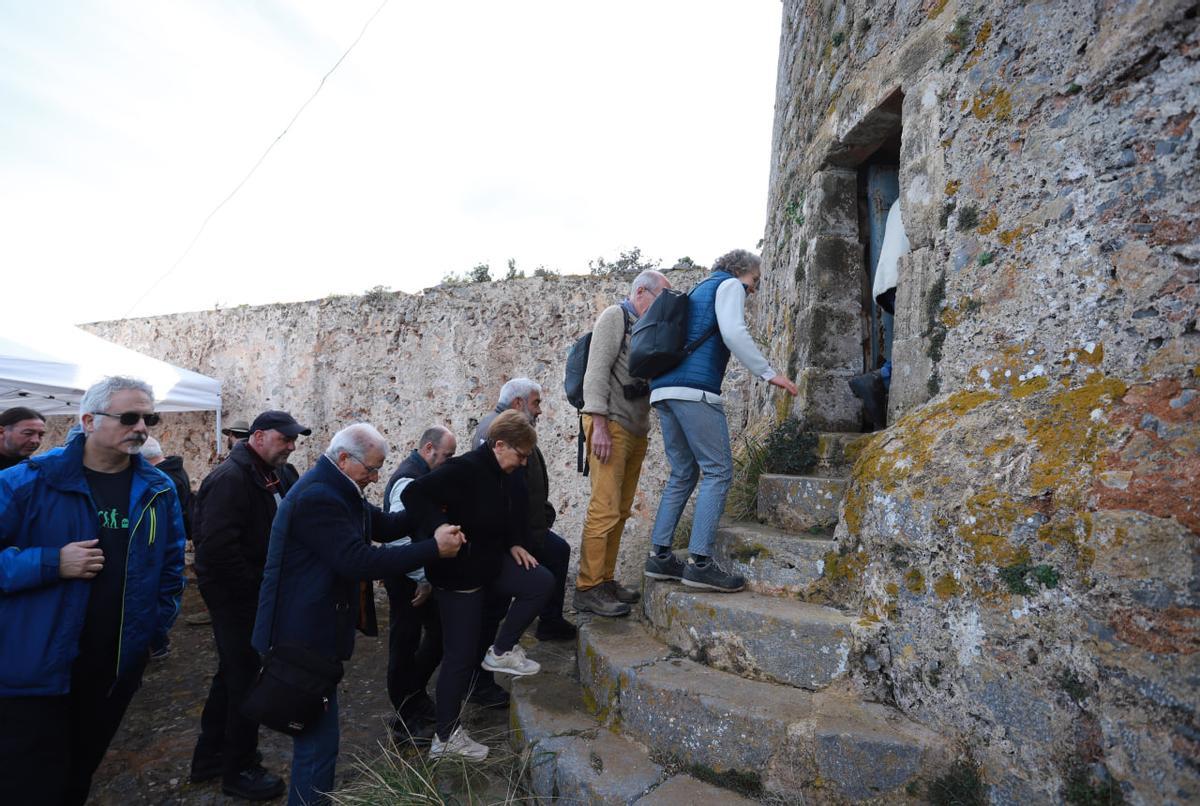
[0,376,186,806]
[254,422,464,806]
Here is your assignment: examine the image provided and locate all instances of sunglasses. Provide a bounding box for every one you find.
[94,411,161,427]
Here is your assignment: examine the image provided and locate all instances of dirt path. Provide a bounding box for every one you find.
[88,581,509,805]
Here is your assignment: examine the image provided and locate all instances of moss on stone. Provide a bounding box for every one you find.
[929,759,987,805]
[685,764,763,797]
[977,210,1000,235]
[934,574,962,599]
[905,568,926,593]
[971,86,1013,121]
[731,542,771,562]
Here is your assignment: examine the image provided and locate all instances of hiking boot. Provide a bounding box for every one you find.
[482,644,540,676]
[535,617,578,641]
[682,557,745,593]
[222,765,285,801]
[572,585,631,617]
[149,642,171,661]
[467,682,510,709]
[430,726,489,762]
[644,551,685,582]
[602,579,641,604]
[849,370,888,430]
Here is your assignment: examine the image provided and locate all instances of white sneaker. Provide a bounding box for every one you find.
[429,725,489,761]
[481,644,540,676]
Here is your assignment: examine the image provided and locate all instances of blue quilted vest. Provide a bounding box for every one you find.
[650,271,734,395]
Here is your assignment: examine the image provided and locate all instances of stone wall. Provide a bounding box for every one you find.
[73,268,749,591]
[744,1,1198,802]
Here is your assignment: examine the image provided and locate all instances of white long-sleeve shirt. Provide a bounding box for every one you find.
[386,476,426,584]
[650,277,776,405]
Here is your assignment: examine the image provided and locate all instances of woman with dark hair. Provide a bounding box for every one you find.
[400,409,554,761]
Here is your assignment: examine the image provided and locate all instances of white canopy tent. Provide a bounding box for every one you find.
[0,321,223,450]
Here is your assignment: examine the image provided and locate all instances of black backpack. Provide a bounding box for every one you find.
[563,307,631,474]
[628,284,719,379]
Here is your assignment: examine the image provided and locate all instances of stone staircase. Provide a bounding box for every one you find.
[507,431,949,804]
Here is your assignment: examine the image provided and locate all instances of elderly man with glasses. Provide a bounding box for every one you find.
[0,376,186,806]
[190,409,310,800]
[254,423,465,805]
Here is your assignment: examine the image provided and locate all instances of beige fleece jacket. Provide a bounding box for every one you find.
[581,304,651,437]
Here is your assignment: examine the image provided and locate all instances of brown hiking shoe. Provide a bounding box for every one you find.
[601,579,641,604]
[572,585,631,618]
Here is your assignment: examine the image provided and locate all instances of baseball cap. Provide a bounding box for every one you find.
[250,410,312,438]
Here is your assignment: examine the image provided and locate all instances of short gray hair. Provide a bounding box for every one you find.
[140,436,164,459]
[79,376,154,422]
[325,423,387,462]
[631,269,667,297]
[498,378,542,408]
[712,249,761,278]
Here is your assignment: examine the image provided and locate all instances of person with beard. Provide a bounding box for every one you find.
[0,376,186,805]
[0,406,47,470]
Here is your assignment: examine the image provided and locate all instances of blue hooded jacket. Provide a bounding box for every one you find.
[0,433,186,696]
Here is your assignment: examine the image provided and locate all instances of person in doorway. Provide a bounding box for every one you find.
[644,250,798,592]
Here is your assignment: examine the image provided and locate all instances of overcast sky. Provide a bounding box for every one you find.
[1,1,782,325]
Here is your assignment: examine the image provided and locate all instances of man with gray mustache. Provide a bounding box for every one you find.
[0,375,187,805]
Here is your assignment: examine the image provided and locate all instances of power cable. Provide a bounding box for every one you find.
[124,0,391,318]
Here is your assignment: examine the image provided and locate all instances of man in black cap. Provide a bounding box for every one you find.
[190,410,310,800]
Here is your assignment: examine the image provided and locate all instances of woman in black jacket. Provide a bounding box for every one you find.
[401,409,553,761]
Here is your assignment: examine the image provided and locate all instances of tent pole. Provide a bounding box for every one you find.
[215,405,222,457]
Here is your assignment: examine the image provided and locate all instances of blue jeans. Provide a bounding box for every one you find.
[289,687,339,806]
[649,398,733,557]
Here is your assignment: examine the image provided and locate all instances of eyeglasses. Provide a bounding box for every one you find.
[349,455,383,475]
[94,411,161,427]
[511,445,531,462]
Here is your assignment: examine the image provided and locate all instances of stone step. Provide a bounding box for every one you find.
[813,430,871,477]
[757,473,848,532]
[642,579,855,690]
[509,642,759,805]
[578,619,947,803]
[712,521,835,595]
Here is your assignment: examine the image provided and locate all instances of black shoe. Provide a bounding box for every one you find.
[682,558,745,593]
[849,370,888,430]
[535,617,578,641]
[222,765,285,801]
[189,754,222,784]
[467,683,510,709]
[396,691,436,725]
[392,717,436,746]
[644,551,685,581]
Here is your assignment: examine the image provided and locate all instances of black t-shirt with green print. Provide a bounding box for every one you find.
[76,464,134,681]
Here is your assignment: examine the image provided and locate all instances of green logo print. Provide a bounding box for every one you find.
[97,507,129,529]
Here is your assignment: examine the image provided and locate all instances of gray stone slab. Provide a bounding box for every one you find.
[814,431,870,477]
[578,619,671,724]
[642,581,854,689]
[713,521,835,595]
[531,730,664,805]
[616,653,815,774]
[509,667,596,747]
[757,473,848,532]
[794,367,862,432]
[635,774,759,805]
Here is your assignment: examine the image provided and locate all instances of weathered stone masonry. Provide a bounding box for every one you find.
[746,0,1198,802]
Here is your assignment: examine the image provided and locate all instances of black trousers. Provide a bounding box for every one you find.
[533,530,570,623]
[433,554,553,740]
[193,599,261,777]
[0,658,145,806]
[382,574,442,718]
